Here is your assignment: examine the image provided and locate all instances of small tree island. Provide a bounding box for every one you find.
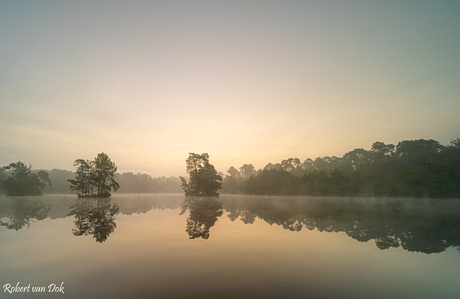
[68,153,120,198]
[180,153,222,196]
[1,162,51,196]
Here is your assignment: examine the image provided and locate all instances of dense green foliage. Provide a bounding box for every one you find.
[222,138,460,197]
[180,153,222,196]
[1,162,51,196]
[68,153,120,197]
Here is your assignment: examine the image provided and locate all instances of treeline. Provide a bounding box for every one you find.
[222,138,460,198]
[0,162,51,196]
[116,173,182,193]
[1,169,182,194]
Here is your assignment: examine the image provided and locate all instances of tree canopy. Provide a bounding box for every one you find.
[1,162,51,196]
[180,153,222,196]
[68,153,119,197]
[222,137,460,198]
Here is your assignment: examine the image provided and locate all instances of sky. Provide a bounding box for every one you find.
[1,0,459,177]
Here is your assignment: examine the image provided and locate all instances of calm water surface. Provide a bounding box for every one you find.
[1,194,459,299]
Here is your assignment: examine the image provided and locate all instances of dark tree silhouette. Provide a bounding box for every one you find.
[68,153,119,197]
[180,153,222,196]
[226,137,460,198]
[1,162,51,196]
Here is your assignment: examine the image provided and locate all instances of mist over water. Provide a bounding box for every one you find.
[1,194,459,298]
[1,1,460,298]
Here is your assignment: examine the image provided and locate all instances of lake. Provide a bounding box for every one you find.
[1,194,460,299]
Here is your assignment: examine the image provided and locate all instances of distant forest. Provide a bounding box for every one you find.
[0,170,182,195]
[222,138,460,198]
[1,138,459,198]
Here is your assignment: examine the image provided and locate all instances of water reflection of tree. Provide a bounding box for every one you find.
[67,198,119,243]
[220,196,460,254]
[180,197,223,239]
[0,198,50,231]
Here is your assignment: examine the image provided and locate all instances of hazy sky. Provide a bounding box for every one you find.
[1,1,459,177]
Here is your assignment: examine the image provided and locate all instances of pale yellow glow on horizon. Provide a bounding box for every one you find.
[0,1,459,176]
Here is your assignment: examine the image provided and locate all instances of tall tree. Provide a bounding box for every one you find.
[343,149,372,171]
[68,153,119,197]
[226,166,241,178]
[68,159,93,196]
[221,166,246,194]
[281,158,304,176]
[301,158,316,173]
[92,153,120,197]
[180,153,222,196]
[239,164,256,178]
[396,139,444,166]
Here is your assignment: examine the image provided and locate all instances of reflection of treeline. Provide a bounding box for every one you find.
[222,138,460,198]
[0,194,185,223]
[35,170,182,194]
[219,195,460,254]
[0,198,51,231]
[112,194,184,215]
